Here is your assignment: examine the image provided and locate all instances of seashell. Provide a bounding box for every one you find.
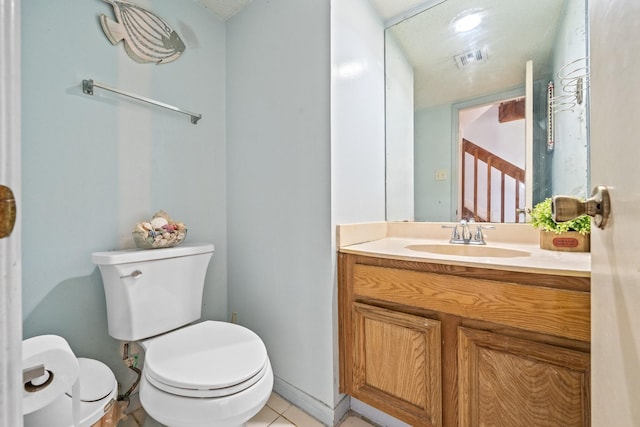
[134,223,146,233]
[175,222,186,230]
[150,217,168,230]
[142,222,153,231]
[99,0,185,64]
[162,223,177,232]
[153,210,172,221]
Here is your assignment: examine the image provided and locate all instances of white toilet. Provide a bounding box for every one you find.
[92,243,273,427]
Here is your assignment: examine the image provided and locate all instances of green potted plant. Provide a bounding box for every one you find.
[530,198,591,252]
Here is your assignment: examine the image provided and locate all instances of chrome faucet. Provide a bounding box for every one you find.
[443,219,495,245]
[459,218,473,241]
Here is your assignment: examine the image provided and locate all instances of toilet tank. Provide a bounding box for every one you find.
[91,243,214,341]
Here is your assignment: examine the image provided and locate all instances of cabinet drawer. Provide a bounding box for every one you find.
[352,264,590,342]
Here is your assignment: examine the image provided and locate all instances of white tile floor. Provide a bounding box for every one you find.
[117,392,376,427]
[248,392,323,427]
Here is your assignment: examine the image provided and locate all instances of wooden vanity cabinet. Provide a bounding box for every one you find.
[338,253,591,427]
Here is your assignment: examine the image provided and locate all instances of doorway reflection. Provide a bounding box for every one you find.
[460,99,526,222]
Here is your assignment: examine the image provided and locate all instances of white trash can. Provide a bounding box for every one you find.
[24,357,121,427]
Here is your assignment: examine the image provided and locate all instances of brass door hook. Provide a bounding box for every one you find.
[552,185,611,230]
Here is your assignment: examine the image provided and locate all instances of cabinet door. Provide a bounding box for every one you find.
[458,327,590,427]
[352,303,442,427]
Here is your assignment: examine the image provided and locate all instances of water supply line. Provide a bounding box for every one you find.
[118,342,142,401]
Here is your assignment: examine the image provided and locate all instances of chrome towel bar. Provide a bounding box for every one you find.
[82,79,202,124]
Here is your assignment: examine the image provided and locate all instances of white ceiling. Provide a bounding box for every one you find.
[369,0,435,24]
[196,0,253,21]
[196,0,418,23]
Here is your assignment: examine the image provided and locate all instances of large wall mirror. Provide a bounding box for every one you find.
[383,0,590,223]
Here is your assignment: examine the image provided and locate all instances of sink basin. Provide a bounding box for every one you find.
[405,244,530,258]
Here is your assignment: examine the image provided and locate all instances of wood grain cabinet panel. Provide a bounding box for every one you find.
[352,303,442,427]
[458,327,590,427]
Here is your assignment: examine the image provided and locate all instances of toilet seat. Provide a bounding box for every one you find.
[143,321,269,398]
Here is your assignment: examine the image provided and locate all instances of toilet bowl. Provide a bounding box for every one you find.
[138,321,274,427]
[24,358,118,427]
[92,243,273,427]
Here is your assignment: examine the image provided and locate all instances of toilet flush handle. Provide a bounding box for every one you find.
[120,270,143,279]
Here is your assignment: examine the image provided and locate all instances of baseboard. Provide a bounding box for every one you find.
[333,394,351,425]
[350,398,412,427]
[273,376,349,426]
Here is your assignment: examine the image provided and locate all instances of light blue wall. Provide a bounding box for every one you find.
[414,105,453,221]
[225,0,336,423]
[21,0,227,385]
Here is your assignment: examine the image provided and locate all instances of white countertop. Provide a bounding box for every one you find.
[337,223,591,277]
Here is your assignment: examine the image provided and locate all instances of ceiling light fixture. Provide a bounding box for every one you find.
[450,9,485,33]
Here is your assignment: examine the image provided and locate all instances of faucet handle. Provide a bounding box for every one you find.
[476,224,495,230]
[473,224,495,243]
[441,224,460,240]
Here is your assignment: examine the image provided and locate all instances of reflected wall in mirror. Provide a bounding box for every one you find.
[383,0,590,223]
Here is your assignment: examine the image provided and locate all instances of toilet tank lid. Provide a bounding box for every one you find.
[91,242,214,265]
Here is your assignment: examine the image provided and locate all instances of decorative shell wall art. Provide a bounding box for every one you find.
[133,210,187,249]
[99,0,185,64]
